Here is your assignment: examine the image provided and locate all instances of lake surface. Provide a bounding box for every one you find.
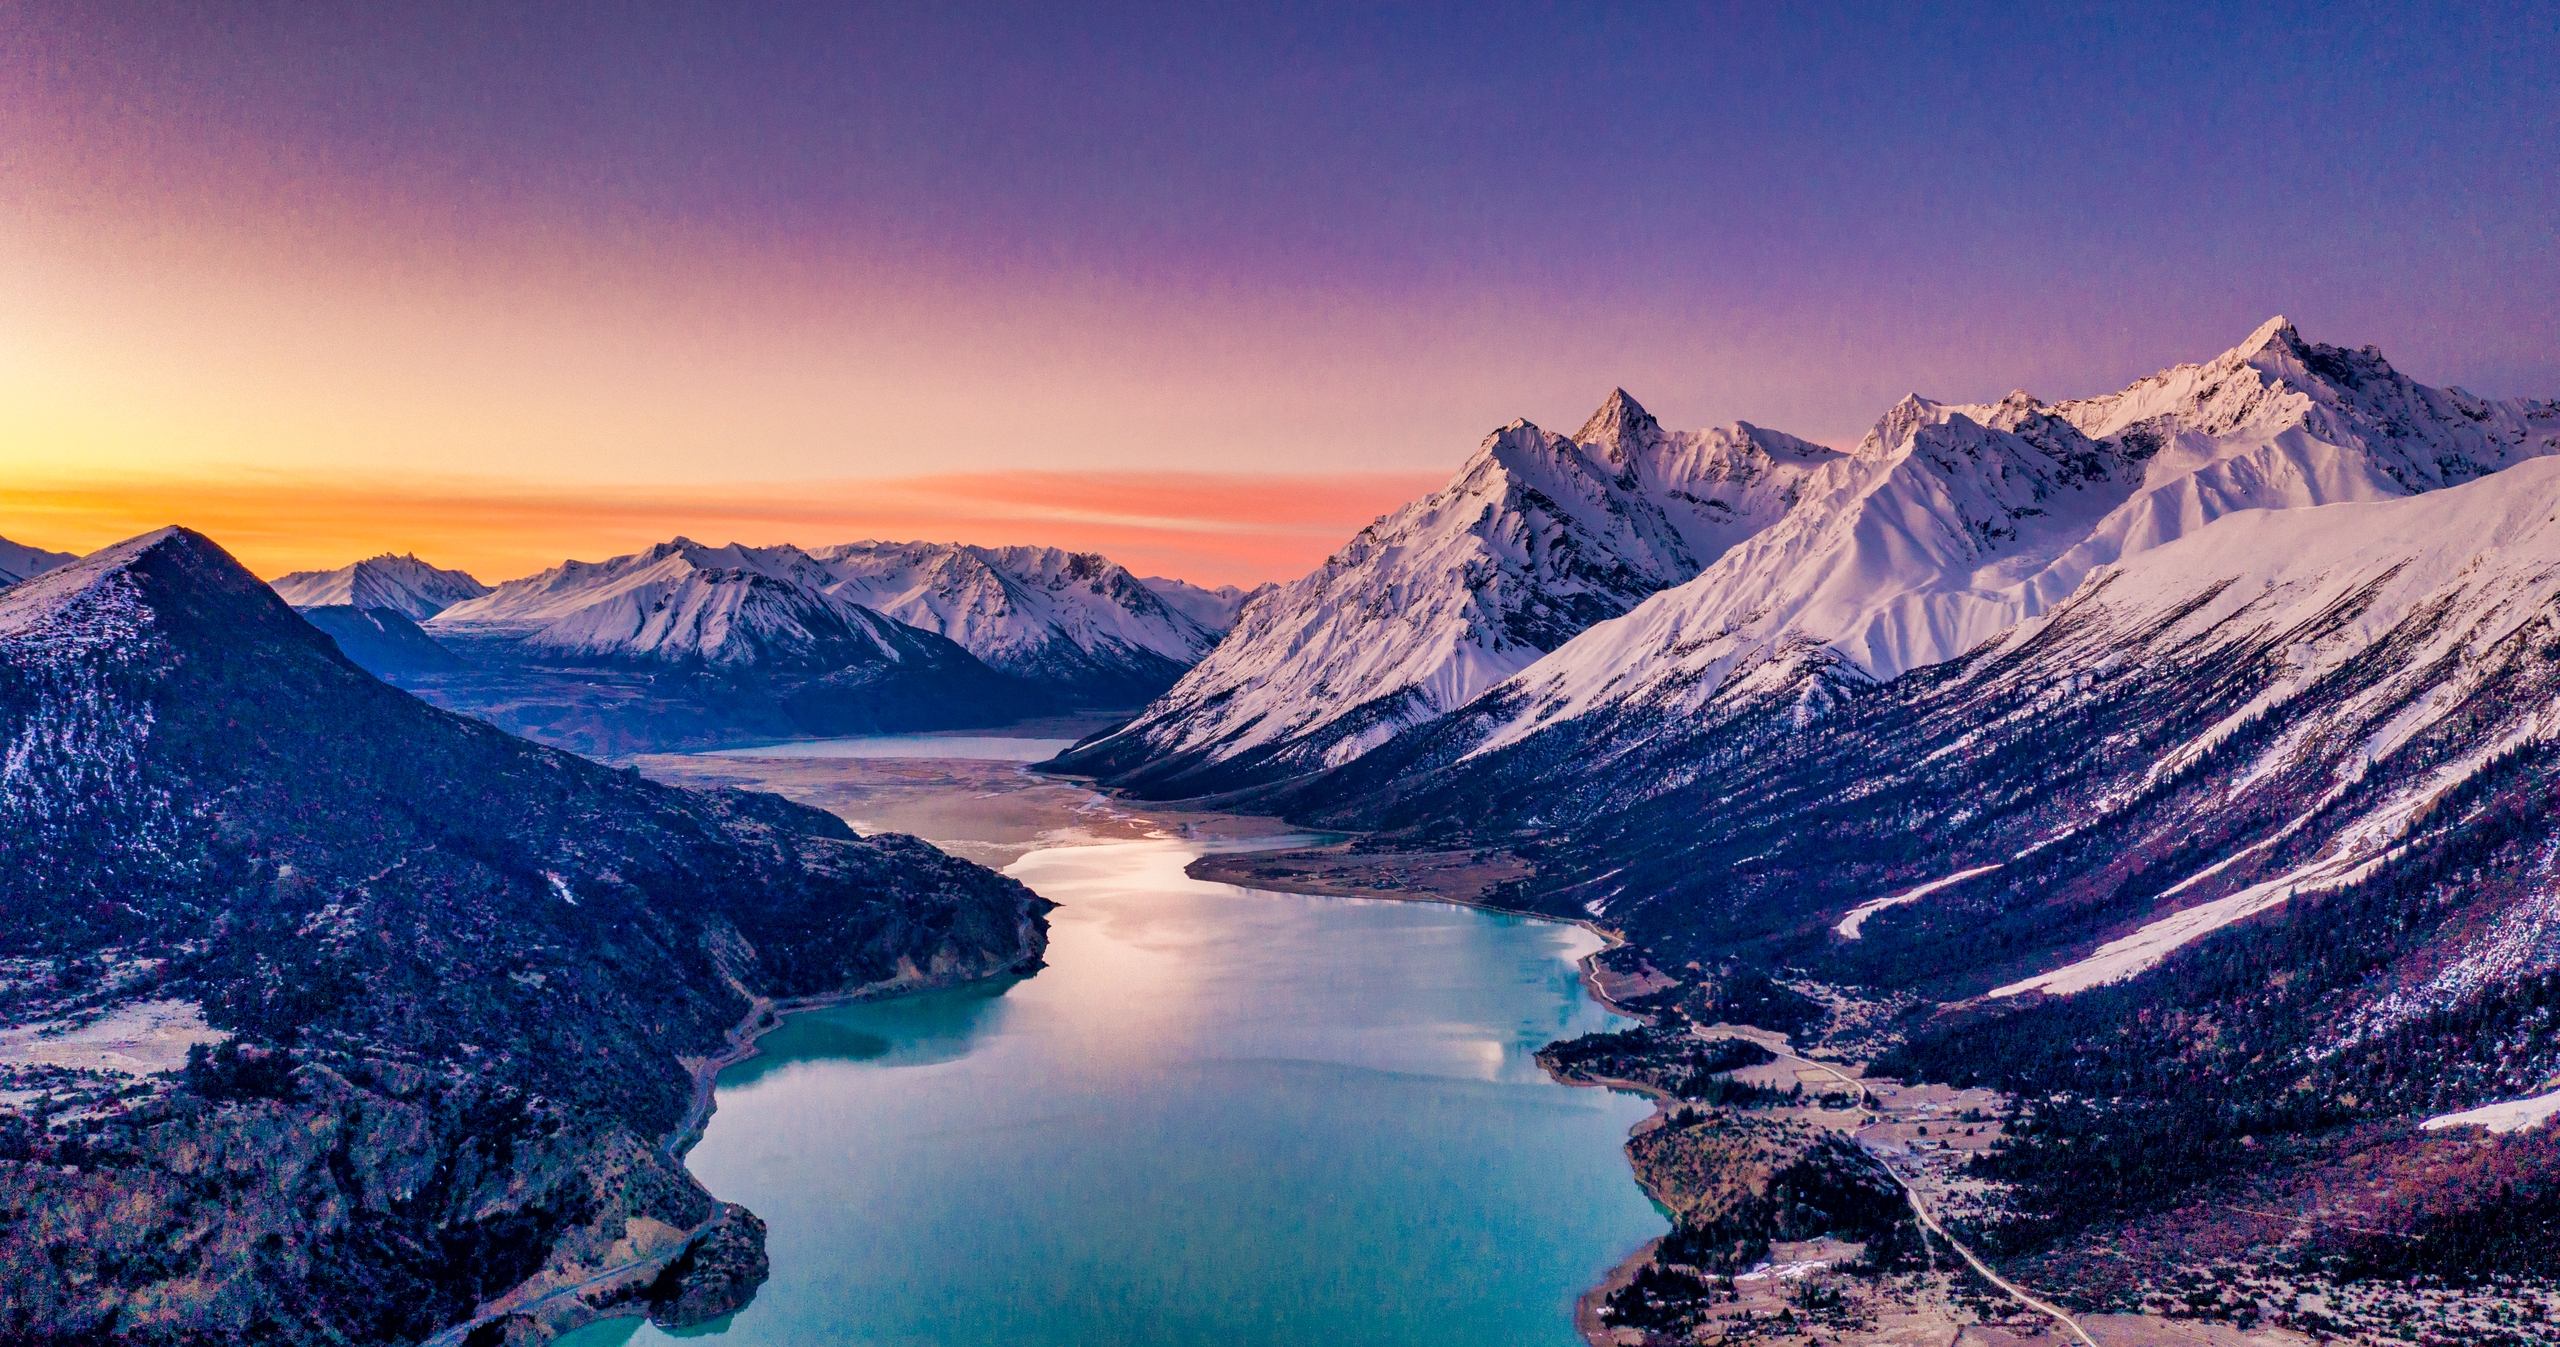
[564,837,1662,1347]
[699,735,1078,760]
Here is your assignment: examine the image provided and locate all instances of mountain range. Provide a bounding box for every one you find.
[200,537,1252,759]
[1050,317,2560,1300]
[1068,318,2560,806]
[806,540,1226,704]
[0,527,1051,1344]
[1053,390,1842,793]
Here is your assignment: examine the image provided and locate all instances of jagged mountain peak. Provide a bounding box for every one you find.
[1854,393,1947,460]
[1318,321,2559,822]
[1573,387,1663,452]
[2057,317,2559,494]
[1050,395,1842,794]
[2229,312,2300,360]
[270,551,491,620]
[808,540,1217,703]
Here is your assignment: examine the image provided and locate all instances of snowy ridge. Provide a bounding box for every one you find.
[0,535,79,588]
[812,541,1218,698]
[1059,389,1843,788]
[1449,318,2560,768]
[270,553,491,620]
[1140,576,1271,634]
[434,538,928,670]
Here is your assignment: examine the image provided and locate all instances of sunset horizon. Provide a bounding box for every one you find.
[13,5,2553,590]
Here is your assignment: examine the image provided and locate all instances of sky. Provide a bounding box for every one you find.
[5,1,2554,585]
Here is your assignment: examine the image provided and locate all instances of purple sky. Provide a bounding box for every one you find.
[7,1,2555,579]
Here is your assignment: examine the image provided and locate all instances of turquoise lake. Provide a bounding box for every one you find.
[564,836,1663,1346]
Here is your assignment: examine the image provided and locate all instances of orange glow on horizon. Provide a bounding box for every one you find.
[0,468,1447,589]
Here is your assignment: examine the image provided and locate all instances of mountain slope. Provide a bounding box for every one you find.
[1300,419,2560,1303]
[0,528,1051,1344]
[1321,319,2560,825]
[270,552,491,619]
[297,603,467,677]
[1140,576,1272,635]
[422,539,1053,755]
[0,534,78,586]
[1052,389,1843,795]
[811,541,1219,704]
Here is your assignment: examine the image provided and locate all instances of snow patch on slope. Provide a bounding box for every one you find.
[2422,1087,2560,1135]
[1835,865,2003,939]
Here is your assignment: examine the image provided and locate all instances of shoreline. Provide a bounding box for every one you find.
[639,753,1678,1347]
[1178,843,1679,1347]
[1179,846,1654,1021]
[435,955,1044,1347]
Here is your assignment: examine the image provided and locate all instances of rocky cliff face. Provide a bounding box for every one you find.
[0,529,1052,1344]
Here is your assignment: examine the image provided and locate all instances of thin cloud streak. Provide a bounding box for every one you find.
[0,469,1448,589]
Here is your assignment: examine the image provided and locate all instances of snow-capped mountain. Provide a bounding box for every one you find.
[269,552,491,620]
[1410,447,2560,1301]
[1444,452,2560,973]
[0,534,78,587]
[810,541,1220,703]
[1139,576,1271,634]
[1053,389,1844,794]
[1326,318,2560,818]
[440,538,914,670]
[421,538,1052,752]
